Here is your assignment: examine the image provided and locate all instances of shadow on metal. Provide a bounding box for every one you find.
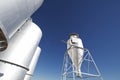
[0,28,7,51]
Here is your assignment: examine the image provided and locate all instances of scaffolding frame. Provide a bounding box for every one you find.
[61,48,103,80]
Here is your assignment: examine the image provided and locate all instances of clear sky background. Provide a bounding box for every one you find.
[32,0,120,80]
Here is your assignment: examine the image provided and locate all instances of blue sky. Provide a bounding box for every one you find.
[32,0,120,80]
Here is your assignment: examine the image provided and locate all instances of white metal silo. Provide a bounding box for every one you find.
[0,20,42,80]
[0,0,44,79]
[67,33,84,77]
[61,33,103,80]
[0,0,44,51]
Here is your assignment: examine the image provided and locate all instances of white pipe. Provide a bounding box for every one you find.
[0,20,42,80]
[24,47,41,80]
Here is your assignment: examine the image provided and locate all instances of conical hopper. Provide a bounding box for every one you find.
[67,35,84,77]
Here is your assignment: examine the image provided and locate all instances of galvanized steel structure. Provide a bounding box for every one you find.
[61,47,103,80]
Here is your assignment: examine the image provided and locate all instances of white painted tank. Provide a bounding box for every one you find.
[0,20,42,80]
[0,0,44,51]
[24,47,41,80]
[67,33,84,77]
